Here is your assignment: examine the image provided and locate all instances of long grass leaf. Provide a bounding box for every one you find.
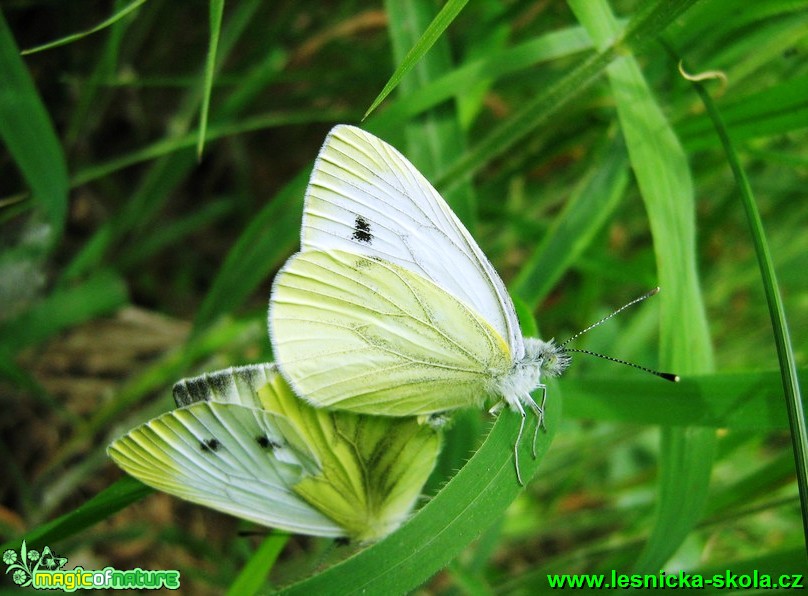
[687,66,808,549]
[227,534,289,595]
[0,271,127,353]
[570,0,715,573]
[197,0,225,158]
[434,0,699,196]
[20,0,149,55]
[564,369,801,430]
[0,477,151,553]
[368,26,596,133]
[363,0,468,120]
[512,132,628,307]
[0,11,68,240]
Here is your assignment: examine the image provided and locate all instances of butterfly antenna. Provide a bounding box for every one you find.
[560,348,679,382]
[560,287,661,348]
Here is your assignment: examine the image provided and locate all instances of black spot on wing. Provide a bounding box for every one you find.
[256,435,281,450]
[351,215,373,244]
[200,438,220,452]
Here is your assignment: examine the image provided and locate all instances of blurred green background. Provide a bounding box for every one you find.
[1,0,806,593]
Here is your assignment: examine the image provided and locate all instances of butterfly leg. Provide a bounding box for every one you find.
[537,384,547,431]
[524,387,546,459]
[512,398,527,487]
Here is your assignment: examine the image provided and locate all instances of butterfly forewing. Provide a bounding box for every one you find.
[300,125,524,359]
[270,249,512,416]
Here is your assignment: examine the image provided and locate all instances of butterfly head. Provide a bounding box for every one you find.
[523,338,571,378]
[495,338,570,404]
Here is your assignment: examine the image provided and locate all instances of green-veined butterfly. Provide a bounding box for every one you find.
[108,363,441,542]
[269,125,573,485]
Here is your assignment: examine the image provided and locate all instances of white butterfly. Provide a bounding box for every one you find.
[109,364,441,541]
[270,125,571,484]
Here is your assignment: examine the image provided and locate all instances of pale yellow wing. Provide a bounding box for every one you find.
[109,365,441,542]
[270,249,512,416]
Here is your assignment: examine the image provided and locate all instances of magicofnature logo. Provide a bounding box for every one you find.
[4,541,180,591]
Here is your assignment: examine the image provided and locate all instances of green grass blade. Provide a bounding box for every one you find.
[61,0,264,282]
[0,477,151,553]
[227,534,289,595]
[65,0,133,146]
[70,109,346,189]
[368,26,596,133]
[679,73,808,152]
[363,0,468,120]
[191,170,307,333]
[687,68,808,547]
[197,0,225,158]
[0,10,68,240]
[705,450,797,516]
[117,199,232,270]
[384,0,476,233]
[564,369,801,430]
[20,0,148,55]
[512,132,628,307]
[570,0,715,573]
[0,270,127,353]
[433,0,699,196]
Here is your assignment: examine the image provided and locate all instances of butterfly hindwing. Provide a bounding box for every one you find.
[173,363,282,408]
[108,401,345,537]
[300,125,524,359]
[109,365,441,541]
[270,249,512,415]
